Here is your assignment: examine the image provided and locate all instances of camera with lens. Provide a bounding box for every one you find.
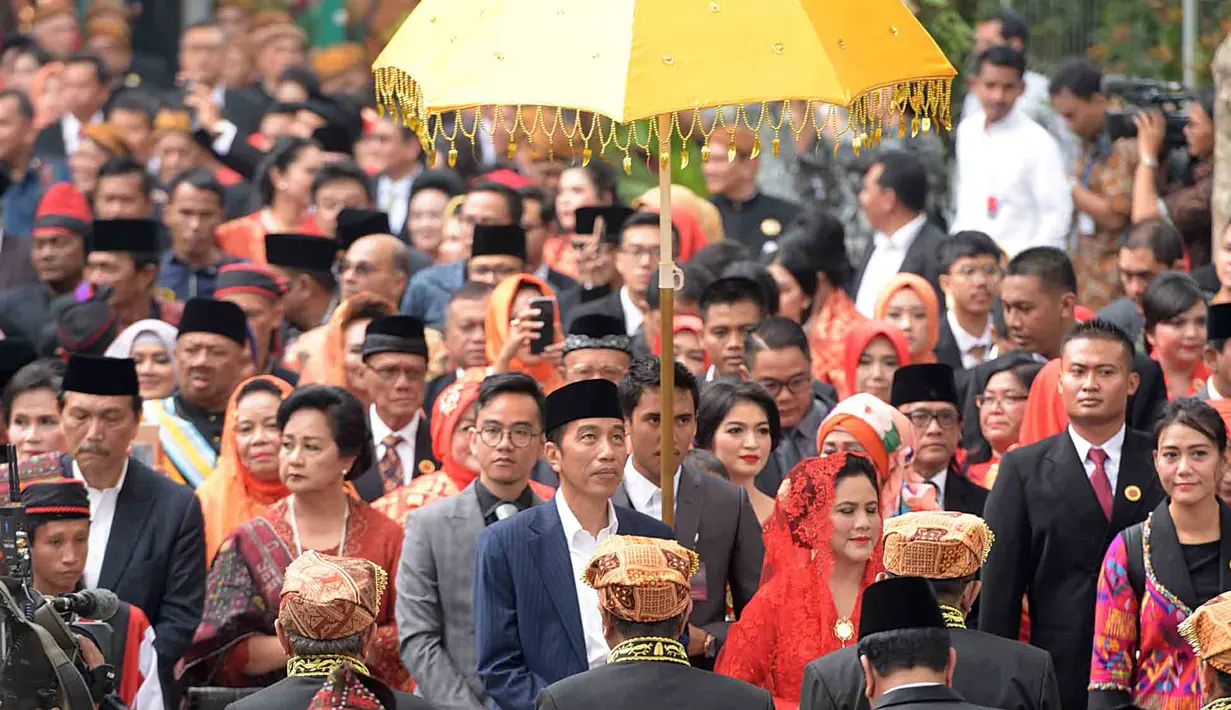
[1101,74,1192,154]
[1,444,122,710]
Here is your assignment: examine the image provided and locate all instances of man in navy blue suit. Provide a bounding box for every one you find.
[474,378,675,710]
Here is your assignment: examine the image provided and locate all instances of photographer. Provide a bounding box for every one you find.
[1131,87,1215,266]
[23,479,162,710]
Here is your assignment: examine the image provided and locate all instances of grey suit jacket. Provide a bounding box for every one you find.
[396,481,547,710]
[611,462,764,664]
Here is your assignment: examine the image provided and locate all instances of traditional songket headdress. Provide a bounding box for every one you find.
[882,511,994,628]
[1180,590,1231,678]
[280,551,388,680]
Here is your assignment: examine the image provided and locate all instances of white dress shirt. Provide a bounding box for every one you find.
[1206,377,1225,401]
[369,406,421,485]
[1068,424,1126,496]
[378,173,416,234]
[961,70,1079,166]
[72,459,129,589]
[621,457,682,521]
[62,111,104,156]
[854,213,928,317]
[951,109,1073,257]
[555,490,619,668]
[619,286,644,336]
[946,309,996,370]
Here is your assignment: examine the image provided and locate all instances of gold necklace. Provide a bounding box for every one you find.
[833,618,856,646]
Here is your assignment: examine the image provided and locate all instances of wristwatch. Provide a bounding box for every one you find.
[703,633,716,658]
[1140,155,1159,169]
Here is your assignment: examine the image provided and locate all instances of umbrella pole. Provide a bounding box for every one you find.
[656,112,676,527]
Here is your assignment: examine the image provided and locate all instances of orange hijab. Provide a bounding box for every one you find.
[195,375,294,566]
[485,274,565,394]
[652,315,709,369]
[430,379,482,490]
[840,321,911,401]
[1018,358,1067,446]
[298,292,396,389]
[874,273,939,365]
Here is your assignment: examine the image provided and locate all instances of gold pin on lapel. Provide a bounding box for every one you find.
[1125,485,1142,502]
[418,460,437,475]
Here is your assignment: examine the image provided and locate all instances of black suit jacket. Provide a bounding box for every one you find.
[978,428,1164,710]
[535,656,772,710]
[222,87,272,139]
[60,454,206,699]
[611,463,764,666]
[934,318,964,371]
[33,121,67,160]
[423,371,459,428]
[0,235,36,292]
[563,290,624,331]
[850,220,948,303]
[226,673,430,710]
[869,683,1000,710]
[350,420,440,502]
[801,626,1060,710]
[943,469,987,515]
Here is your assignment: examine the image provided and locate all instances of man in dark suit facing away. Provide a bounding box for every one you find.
[854,577,998,710]
[58,354,205,704]
[980,319,1165,710]
[535,535,771,710]
[800,511,1060,710]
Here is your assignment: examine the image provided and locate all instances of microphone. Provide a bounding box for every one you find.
[52,589,120,620]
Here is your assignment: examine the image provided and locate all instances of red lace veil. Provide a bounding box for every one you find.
[716,453,885,707]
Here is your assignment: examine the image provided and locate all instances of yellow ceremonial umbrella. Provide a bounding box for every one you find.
[373,0,956,525]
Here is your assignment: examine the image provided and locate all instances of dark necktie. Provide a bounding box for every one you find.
[379,434,404,493]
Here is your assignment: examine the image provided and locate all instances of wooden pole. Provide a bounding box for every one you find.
[656,113,676,526]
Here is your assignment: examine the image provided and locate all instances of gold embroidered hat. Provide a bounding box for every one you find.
[1180,590,1231,673]
[583,535,699,623]
[882,511,994,579]
[279,551,388,640]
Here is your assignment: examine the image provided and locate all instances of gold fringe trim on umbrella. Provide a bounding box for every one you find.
[373,67,952,173]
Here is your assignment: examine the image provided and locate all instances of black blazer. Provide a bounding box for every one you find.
[978,428,1164,710]
[563,290,624,331]
[869,683,1000,710]
[350,421,439,502]
[535,655,772,710]
[934,318,964,371]
[422,371,459,428]
[801,626,1061,710]
[610,462,765,666]
[849,219,948,303]
[33,121,67,160]
[59,454,206,698]
[226,674,431,710]
[944,469,988,516]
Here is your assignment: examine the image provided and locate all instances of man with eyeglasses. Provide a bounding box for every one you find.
[561,313,632,384]
[336,209,413,306]
[890,363,988,516]
[466,223,529,285]
[350,314,440,501]
[936,231,1004,371]
[745,316,834,497]
[396,371,555,710]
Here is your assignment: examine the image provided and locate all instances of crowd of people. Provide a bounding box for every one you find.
[0,2,1228,710]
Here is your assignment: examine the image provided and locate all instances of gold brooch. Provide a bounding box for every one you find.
[760,217,782,237]
[418,460,436,475]
[833,618,855,646]
[1125,485,1142,502]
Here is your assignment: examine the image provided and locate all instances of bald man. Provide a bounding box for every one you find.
[339,234,411,305]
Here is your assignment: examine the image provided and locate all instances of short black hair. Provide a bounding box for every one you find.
[410,169,466,201]
[168,168,226,205]
[776,211,852,290]
[973,45,1026,79]
[767,244,818,298]
[694,379,781,452]
[1143,271,1205,344]
[1216,668,1231,696]
[3,359,65,424]
[872,151,928,214]
[106,90,156,125]
[687,241,750,280]
[476,371,544,431]
[0,89,33,122]
[518,185,555,226]
[467,179,524,225]
[1060,318,1136,365]
[1155,397,1228,453]
[745,316,811,368]
[857,627,951,676]
[607,610,686,643]
[682,447,728,480]
[311,159,375,203]
[277,64,322,100]
[699,276,766,320]
[256,136,320,206]
[646,262,712,311]
[721,261,779,317]
[939,231,1001,274]
[448,280,494,308]
[620,210,680,256]
[617,355,700,420]
[97,157,155,197]
[64,51,108,85]
[1005,246,1078,294]
[237,377,285,402]
[983,8,1029,45]
[1118,218,1185,266]
[276,385,374,479]
[1049,57,1103,99]
[565,161,618,204]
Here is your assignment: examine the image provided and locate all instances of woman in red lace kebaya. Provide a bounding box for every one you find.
[715,452,885,709]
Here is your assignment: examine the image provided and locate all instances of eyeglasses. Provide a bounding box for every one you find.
[476,424,539,448]
[333,260,373,278]
[904,409,960,430]
[620,245,659,262]
[756,374,812,397]
[367,364,427,384]
[469,264,522,281]
[952,263,1001,280]
[975,392,1028,409]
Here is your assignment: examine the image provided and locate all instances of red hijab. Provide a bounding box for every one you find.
[429,380,482,490]
[840,321,911,400]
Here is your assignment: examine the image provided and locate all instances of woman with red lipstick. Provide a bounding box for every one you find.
[1090,398,1231,710]
[716,453,884,709]
[1143,272,1210,401]
[695,380,781,524]
[3,360,66,461]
